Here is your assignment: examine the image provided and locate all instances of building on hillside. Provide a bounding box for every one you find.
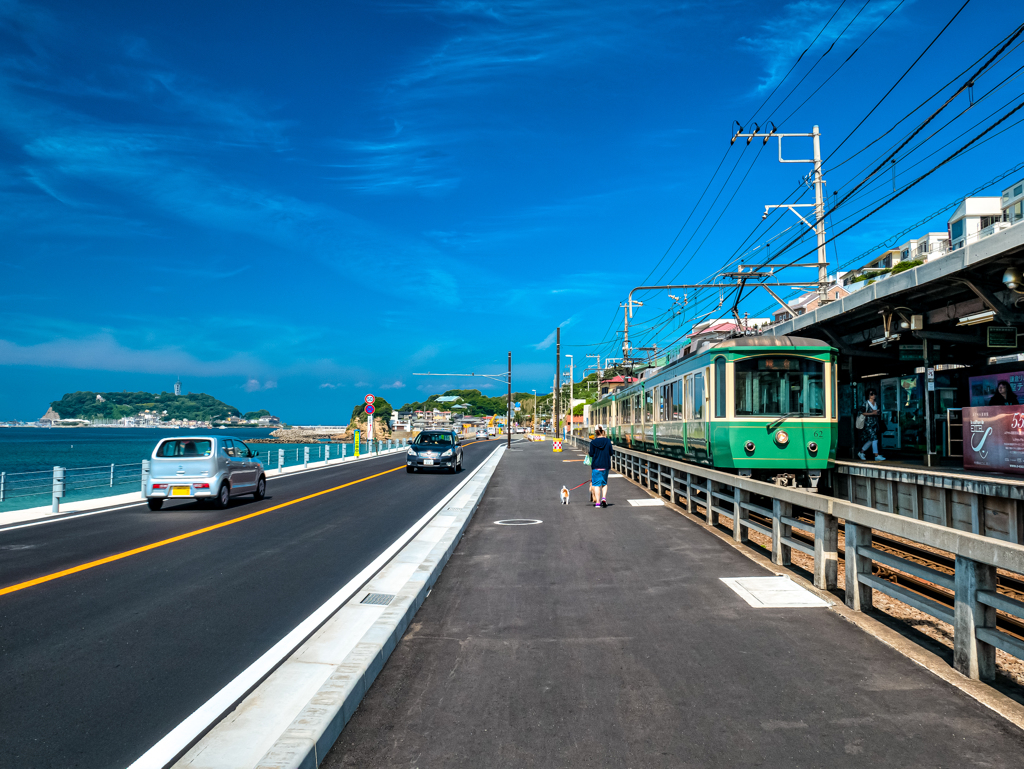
[947,196,1005,251]
[174,378,182,396]
[599,374,636,397]
[95,394,105,402]
[1003,179,1024,225]
[256,415,280,426]
[771,284,850,324]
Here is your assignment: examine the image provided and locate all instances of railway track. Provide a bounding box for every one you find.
[744,506,1024,642]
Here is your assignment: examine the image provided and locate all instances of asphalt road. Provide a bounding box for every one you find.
[325,440,1024,769]
[0,438,503,768]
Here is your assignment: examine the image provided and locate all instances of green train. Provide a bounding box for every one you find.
[589,336,837,490]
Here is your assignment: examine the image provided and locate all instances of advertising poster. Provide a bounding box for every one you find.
[969,371,1024,406]
[963,406,1024,475]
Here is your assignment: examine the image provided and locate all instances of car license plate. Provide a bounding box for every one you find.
[423,459,434,466]
[171,486,191,496]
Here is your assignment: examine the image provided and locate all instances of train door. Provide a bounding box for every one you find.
[687,371,707,452]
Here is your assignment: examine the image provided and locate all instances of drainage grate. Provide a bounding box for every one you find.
[360,593,395,606]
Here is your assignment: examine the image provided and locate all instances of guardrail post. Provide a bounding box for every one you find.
[110,463,115,487]
[685,473,693,514]
[325,444,331,464]
[141,460,149,499]
[342,444,347,461]
[304,446,309,468]
[814,506,839,590]
[705,480,717,526]
[771,498,791,566]
[733,486,749,543]
[844,523,873,611]
[278,448,285,474]
[0,471,5,503]
[52,466,65,514]
[953,556,997,681]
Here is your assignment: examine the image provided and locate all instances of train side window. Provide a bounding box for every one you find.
[672,378,683,419]
[715,357,726,418]
[660,384,670,422]
[683,375,692,419]
[693,373,705,420]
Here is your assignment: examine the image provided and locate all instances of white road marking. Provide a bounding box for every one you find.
[627,498,663,506]
[720,576,830,608]
[610,473,624,478]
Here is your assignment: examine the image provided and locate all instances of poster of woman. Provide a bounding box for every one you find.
[969,372,1024,407]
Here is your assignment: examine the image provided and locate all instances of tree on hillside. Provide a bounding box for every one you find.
[351,397,393,427]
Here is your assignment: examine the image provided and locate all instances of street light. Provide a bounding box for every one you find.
[532,389,538,434]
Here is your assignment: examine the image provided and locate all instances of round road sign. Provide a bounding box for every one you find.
[365,403,375,415]
[364,394,375,405]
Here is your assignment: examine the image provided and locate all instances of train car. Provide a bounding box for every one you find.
[590,336,837,490]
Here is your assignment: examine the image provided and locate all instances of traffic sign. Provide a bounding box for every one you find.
[364,394,375,405]
[365,403,375,415]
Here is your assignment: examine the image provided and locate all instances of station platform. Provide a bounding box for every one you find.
[323,441,1024,768]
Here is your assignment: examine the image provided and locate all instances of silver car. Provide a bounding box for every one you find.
[145,435,266,510]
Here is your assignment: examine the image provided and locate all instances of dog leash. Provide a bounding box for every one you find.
[568,480,590,491]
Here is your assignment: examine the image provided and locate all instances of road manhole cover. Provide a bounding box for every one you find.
[494,519,542,526]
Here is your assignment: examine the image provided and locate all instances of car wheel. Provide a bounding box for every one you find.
[253,475,266,501]
[406,466,414,473]
[214,482,230,509]
[147,498,163,511]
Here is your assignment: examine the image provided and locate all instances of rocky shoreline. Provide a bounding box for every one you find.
[247,419,397,444]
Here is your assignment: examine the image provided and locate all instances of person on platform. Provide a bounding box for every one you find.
[588,425,613,508]
[988,380,1019,406]
[857,388,886,462]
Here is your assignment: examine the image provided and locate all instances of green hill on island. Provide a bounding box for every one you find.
[401,389,536,417]
[50,391,255,422]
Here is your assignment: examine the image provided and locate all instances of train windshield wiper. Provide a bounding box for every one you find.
[767,412,814,431]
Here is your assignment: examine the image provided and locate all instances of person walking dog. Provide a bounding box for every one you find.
[588,425,613,508]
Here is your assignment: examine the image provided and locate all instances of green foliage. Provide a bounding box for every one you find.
[244,409,271,420]
[849,269,890,283]
[400,389,508,417]
[50,391,243,422]
[889,258,924,275]
[351,397,393,426]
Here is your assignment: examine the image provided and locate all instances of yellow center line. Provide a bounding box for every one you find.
[0,464,406,598]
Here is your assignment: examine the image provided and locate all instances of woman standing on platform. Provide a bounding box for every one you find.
[857,389,885,462]
[588,425,613,508]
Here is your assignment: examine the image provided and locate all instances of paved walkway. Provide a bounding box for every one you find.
[323,442,1024,768]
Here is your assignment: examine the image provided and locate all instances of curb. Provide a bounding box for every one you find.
[162,444,505,769]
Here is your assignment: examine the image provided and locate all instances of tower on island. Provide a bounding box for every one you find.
[174,377,182,396]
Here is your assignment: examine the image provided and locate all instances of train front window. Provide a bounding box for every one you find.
[733,357,824,417]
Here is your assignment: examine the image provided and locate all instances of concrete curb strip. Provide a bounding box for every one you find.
[165,445,505,769]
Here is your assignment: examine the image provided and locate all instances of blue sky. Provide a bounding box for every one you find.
[1,0,1022,422]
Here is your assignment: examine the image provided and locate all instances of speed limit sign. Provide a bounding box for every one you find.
[364,394,375,405]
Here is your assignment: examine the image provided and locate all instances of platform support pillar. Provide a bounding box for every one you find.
[844,523,873,611]
[685,473,692,515]
[705,480,717,526]
[771,498,791,566]
[953,556,996,681]
[814,508,839,590]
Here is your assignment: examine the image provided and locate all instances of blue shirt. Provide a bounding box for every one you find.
[588,436,613,470]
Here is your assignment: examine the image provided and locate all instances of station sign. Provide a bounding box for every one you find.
[988,327,1018,349]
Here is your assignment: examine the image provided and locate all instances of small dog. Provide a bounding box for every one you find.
[560,486,570,505]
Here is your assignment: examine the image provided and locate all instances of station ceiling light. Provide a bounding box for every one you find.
[956,310,996,326]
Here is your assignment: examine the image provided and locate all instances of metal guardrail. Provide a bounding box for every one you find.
[575,436,1024,683]
[0,440,412,511]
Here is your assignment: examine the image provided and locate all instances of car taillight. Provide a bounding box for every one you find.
[152,483,167,489]
[193,483,210,488]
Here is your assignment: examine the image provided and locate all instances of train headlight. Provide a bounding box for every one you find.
[774,430,789,446]
[744,440,755,453]
[807,441,818,453]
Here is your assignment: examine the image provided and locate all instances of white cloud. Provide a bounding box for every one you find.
[381,380,405,389]
[243,378,276,392]
[532,315,576,349]
[319,383,339,389]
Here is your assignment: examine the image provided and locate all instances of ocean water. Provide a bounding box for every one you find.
[0,427,383,512]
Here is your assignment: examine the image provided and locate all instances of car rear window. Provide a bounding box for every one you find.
[415,433,454,445]
[157,439,213,457]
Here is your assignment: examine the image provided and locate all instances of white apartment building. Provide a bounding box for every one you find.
[947,196,1005,251]
[895,232,948,263]
[1003,179,1024,224]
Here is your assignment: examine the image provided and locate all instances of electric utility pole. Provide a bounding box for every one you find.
[565,354,574,438]
[731,122,829,304]
[507,351,512,449]
[554,327,561,440]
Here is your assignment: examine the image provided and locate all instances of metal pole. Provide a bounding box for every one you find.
[304,446,309,468]
[507,351,512,449]
[278,448,285,474]
[568,355,574,439]
[554,327,561,444]
[1,471,5,503]
[141,460,149,499]
[813,124,828,304]
[110,463,114,487]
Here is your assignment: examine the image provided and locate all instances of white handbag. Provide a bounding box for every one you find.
[855,413,866,430]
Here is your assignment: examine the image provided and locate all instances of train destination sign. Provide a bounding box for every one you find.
[963,406,1024,476]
